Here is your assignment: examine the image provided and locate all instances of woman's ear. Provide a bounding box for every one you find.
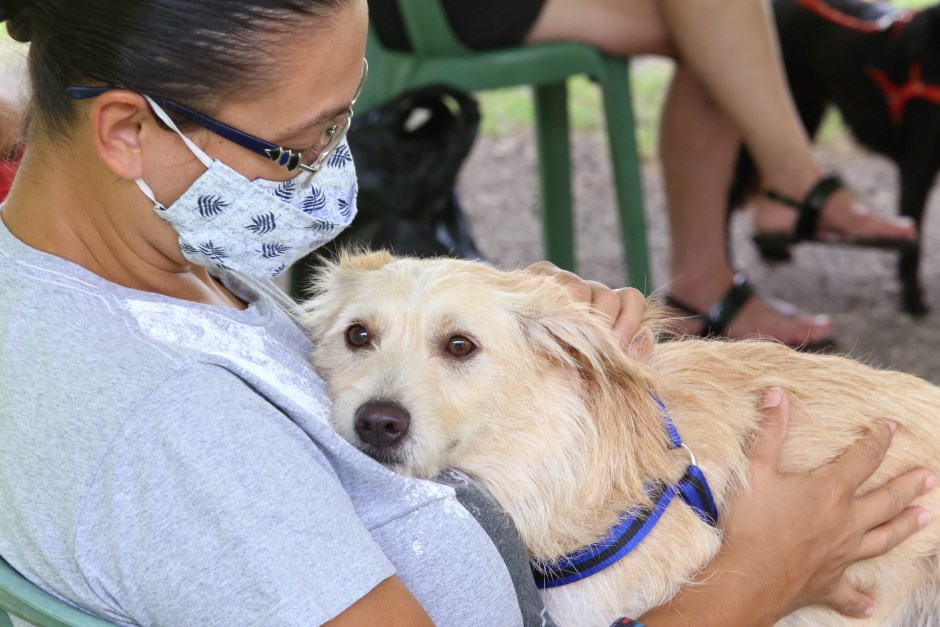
[88,91,152,180]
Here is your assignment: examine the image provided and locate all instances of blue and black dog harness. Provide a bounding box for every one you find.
[532,396,719,589]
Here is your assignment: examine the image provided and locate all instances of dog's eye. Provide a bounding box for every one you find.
[346,324,373,349]
[445,335,477,358]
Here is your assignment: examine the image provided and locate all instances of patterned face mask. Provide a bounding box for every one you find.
[135,95,358,278]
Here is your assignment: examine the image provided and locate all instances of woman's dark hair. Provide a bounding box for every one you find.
[0,0,351,137]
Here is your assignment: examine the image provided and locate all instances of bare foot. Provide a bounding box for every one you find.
[667,272,833,347]
[754,183,915,243]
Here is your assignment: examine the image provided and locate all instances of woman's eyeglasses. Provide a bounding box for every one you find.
[67,59,368,175]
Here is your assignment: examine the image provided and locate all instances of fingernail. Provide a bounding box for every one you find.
[761,387,783,409]
[864,606,875,617]
[918,511,930,528]
[925,475,936,492]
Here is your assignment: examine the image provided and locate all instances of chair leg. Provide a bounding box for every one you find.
[598,57,651,293]
[533,82,575,271]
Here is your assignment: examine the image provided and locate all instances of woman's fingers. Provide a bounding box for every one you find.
[525,262,647,347]
[610,287,646,346]
[854,469,934,535]
[820,580,875,619]
[856,505,931,561]
[526,262,591,302]
[746,388,790,472]
[823,421,896,490]
[584,280,622,323]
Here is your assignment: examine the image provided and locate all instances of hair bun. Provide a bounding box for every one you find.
[0,0,32,43]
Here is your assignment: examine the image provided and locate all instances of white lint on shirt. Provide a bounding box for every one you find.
[124,298,331,423]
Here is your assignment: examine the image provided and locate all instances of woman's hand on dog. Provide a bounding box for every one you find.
[730,388,935,621]
[522,263,932,622]
[638,388,934,626]
[525,262,646,348]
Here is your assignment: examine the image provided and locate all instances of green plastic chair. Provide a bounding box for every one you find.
[358,0,651,290]
[0,558,115,627]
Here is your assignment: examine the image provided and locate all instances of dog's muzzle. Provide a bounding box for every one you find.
[355,400,411,449]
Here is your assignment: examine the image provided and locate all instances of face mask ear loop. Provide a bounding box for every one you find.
[134,177,164,211]
[141,94,214,169]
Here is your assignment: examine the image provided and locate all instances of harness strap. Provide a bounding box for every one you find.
[651,396,718,528]
[795,0,913,33]
[531,484,674,589]
[532,396,719,589]
[867,63,940,125]
[676,465,718,528]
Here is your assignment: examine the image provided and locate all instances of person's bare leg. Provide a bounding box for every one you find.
[526,0,675,57]
[660,67,831,343]
[526,0,833,342]
[658,0,914,241]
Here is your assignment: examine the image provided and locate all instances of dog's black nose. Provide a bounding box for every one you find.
[355,401,411,448]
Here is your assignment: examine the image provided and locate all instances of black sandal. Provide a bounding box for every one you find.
[753,173,918,261]
[664,273,836,353]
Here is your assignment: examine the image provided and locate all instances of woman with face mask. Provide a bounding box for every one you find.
[0,1,931,626]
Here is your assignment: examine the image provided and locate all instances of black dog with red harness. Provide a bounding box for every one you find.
[733,0,940,316]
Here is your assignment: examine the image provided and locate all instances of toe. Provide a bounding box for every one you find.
[725,298,833,347]
[819,192,917,242]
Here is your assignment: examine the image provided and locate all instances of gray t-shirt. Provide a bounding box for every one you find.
[0,217,531,626]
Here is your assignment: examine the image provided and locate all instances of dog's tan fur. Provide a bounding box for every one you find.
[300,251,940,627]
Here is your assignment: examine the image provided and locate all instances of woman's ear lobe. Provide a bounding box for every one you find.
[89,92,151,180]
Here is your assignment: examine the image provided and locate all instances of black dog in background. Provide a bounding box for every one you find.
[733,0,940,316]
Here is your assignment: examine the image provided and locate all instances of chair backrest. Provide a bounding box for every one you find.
[395,0,468,56]
[0,559,116,627]
[356,0,471,110]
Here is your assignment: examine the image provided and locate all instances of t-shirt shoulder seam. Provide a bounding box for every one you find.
[366,488,459,533]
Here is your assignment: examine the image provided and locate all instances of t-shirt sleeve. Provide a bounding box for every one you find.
[73,364,395,627]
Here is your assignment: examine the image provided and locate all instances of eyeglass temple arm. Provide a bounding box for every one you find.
[65,85,294,166]
[65,58,366,171]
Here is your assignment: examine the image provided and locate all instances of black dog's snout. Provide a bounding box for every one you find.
[355,401,411,448]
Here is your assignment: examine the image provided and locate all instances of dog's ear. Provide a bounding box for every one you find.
[298,248,397,340]
[511,274,652,383]
[512,274,661,371]
[512,275,673,486]
[925,4,940,28]
[335,248,397,273]
[896,7,940,58]
[309,248,396,296]
[292,246,395,300]
[515,295,614,376]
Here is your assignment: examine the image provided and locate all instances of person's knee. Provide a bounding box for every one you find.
[526,0,676,58]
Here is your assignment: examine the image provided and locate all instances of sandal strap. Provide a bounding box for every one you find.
[665,273,757,338]
[702,273,755,337]
[764,174,846,241]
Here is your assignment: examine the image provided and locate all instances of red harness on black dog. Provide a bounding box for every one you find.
[796,0,940,125]
[795,0,912,33]
[867,64,940,125]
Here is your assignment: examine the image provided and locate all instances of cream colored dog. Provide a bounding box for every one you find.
[300,250,940,627]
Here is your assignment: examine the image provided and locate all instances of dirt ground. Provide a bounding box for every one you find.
[457,130,940,385]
